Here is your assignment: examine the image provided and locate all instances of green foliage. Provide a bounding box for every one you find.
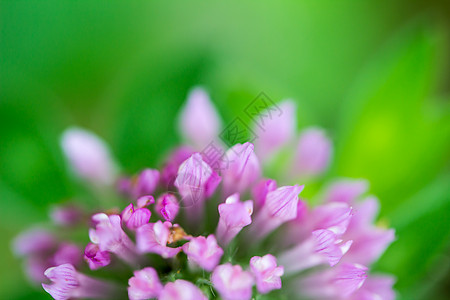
[0,1,449,299]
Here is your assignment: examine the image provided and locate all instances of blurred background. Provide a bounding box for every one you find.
[1,1,449,299]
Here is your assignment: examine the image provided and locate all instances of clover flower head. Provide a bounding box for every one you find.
[14,87,395,300]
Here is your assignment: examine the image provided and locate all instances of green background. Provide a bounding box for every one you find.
[1,1,449,299]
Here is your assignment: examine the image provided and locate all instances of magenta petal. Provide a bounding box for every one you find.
[128,267,163,300]
[52,243,82,267]
[251,179,277,210]
[211,263,254,300]
[60,127,117,185]
[178,87,222,150]
[159,279,207,300]
[324,179,369,204]
[133,168,160,198]
[216,194,253,246]
[350,275,396,300]
[126,208,151,230]
[310,202,353,236]
[137,195,155,208]
[175,153,214,206]
[136,222,181,258]
[121,203,135,224]
[156,193,180,222]
[250,254,284,294]
[13,228,56,257]
[254,100,297,160]
[312,229,352,267]
[42,264,79,300]
[222,142,261,196]
[292,127,332,178]
[182,235,223,271]
[334,263,368,298]
[251,185,304,241]
[84,243,111,270]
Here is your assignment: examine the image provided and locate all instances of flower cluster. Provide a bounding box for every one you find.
[13,88,396,300]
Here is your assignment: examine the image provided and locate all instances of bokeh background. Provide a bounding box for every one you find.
[1,1,449,299]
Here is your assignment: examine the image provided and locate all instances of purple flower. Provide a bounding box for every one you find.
[350,275,396,300]
[324,179,369,203]
[50,204,83,227]
[132,168,160,198]
[89,213,138,266]
[136,221,181,258]
[136,195,155,208]
[250,254,284,294]
[295,263,368,299]
[13,228,56,257]
[341,197,395,265]
[84,243,111,270]
[211,263,254,300]
[159,279,207,300]
[127,267,163,300]
[174,153,220,221]
[182,234,223,271]
[283,201,353,247]
[250,185,304,241]
[216,193,253,246]
[52,243,82,267]
[221,142,261,196]
[178,87,222,150]
[120,203,151,230]
[279,229,352,274]
[254,100,297,160]
[251,178,277,211]
[161,146,194,187]
[42,263,119,300]
[15,88,397,300]
[60,127,117,185]
[155,193,180,222]
[292,127,332,178]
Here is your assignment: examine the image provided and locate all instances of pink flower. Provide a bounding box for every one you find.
[279,229,352,274]
[89,213,137,266]
[250,185,304,241]
[132,168,160,198]
[159,279,207,300]
[324,179,369,203]
[174,153,220,221]
[60,127,117,185]
[50,204,83,227]
[155,193,180,222]
[136,221,181,258]
[182,235,223,271]
[295,263,368,299]
[42,264,119,300]
[250,254,284,294]
[216,193,253,246]
[178,87,222,150]
[128,267,163,300]
[136,195,155,208]
[120,203,151,230]
[251,178,277,211]
[283,201,353,247]
[52,243,82,267]
[341,197,395,265]
[254,100,297,160]
[84,243,111,270]
[349,275,396,300]
[161,146,194,188]
[13,228,56,257]
[292,127,332,178]
[221,142,261,196]
[211,263,254,300]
